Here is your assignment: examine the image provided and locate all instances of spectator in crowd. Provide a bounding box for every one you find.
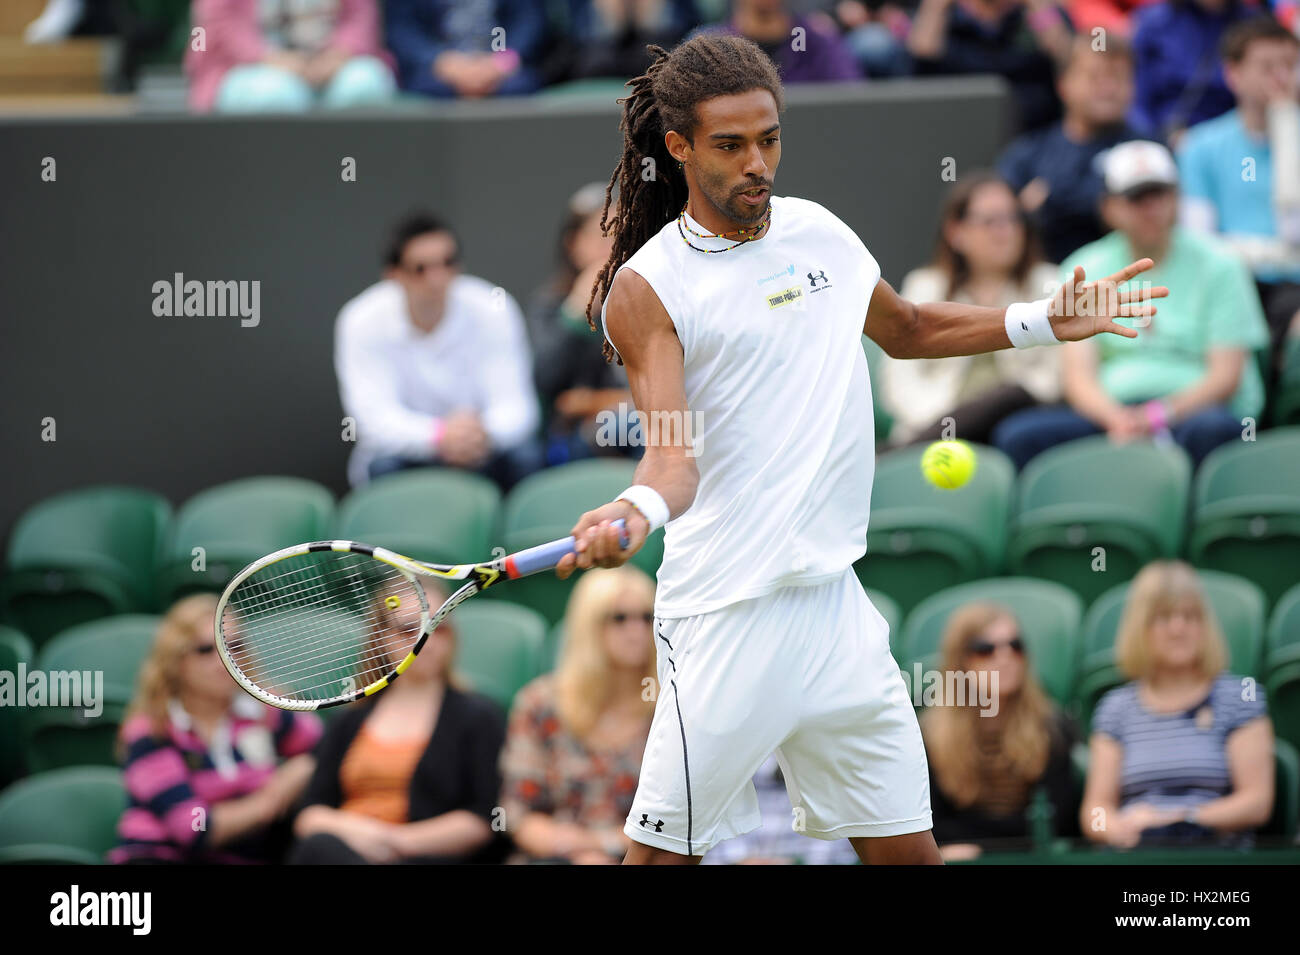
[880,171,1063,447]
[693,0,865,82]
[921,602,1079,861]
[703,753,862,863]
[334,210,544,489]
[993,140,1270,469]
[385,0,544,97]
[185,0,396,113]
[525,182,637,465]
[544,0,700,83]
[907,0,1074,132]
[1064,0,1158,33]
[289,584,507,863]
[830,0,915,76]
[1129,0,1260,143]
[1178,16,1300,391]
[111,593,321,863]
[998,35,1144,263]
[1081,560,1275,848]
[1272,0,1300,31]
[499,566,656,864]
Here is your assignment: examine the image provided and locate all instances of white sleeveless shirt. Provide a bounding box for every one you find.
[600,195,882,618]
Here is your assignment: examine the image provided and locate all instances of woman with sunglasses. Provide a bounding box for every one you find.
[111,593,322,863]
[1081,560,1274,849]
[499,566,657,863]
[920,602,1079,861]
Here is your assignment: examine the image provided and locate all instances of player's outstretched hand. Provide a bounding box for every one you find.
[1047,258,1169,342]
[555,500,648,580]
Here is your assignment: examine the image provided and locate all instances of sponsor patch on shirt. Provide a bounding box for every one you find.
[766,286,803,309]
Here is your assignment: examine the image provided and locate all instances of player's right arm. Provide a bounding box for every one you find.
[555,269,700,580]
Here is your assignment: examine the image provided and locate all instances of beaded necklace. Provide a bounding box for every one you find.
[677,202,771,254]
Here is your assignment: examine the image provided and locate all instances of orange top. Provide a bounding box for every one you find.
[338,724,427,824]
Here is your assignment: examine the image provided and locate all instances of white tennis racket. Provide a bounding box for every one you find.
[214,520,627,711]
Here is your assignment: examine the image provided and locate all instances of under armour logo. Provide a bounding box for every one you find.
[638,814,665,832]
[807,270,829,287]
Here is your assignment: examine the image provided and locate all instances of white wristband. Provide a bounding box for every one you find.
[1005,298,1058,348]
[616,484,669,532]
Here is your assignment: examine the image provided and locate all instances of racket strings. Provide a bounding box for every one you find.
[226,571,418,694]
[220,551,428,703]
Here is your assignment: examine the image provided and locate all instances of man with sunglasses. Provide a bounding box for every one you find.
[334,211,544,489]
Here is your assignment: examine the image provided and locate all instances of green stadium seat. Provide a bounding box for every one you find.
[335,468,501,566]
[156,477,334,606]
[452,600,547,713]
[898,577,1082,708]
[1075,571,1267,731]
[1266,583,1300,669]
[1265,583,1300,751]
[1008,436,1192,606]
[0,626,35,784]
[499,460,663,625]
[854,443,1015,617]
[1264,739,1300,839]
[0,844,106,865]
[1272,335,1300,427]
[861,335,894,443]
[543,620,567,673]
[1073,667,1126,737]
[22,615,160,773]
[1071,740,1089,795]
[0,486,171,647]
[0,766,125,862]
[1188,428,1300,609]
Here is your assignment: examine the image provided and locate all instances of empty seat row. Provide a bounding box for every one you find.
[856,428,1300,615]
[0,459,664,646]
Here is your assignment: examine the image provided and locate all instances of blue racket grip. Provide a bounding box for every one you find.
[505,519,630,579]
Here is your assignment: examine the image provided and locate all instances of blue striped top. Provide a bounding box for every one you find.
[1093,674,1268,847]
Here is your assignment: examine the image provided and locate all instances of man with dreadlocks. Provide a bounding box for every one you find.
[555,33,1166,865]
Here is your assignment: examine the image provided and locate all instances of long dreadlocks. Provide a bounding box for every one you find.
[585,34,785,363]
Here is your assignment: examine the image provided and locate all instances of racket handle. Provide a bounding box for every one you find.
[505,518,630,579]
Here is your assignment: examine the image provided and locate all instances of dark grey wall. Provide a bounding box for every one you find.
[0,77,1010,540]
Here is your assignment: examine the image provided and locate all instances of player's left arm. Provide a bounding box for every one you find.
[864,258,1168,359]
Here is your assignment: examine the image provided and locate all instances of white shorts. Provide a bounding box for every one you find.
[625,567,932,856]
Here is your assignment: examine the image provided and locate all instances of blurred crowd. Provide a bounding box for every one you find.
[19,2,1300,483]
[18,0,1300,124]
[17,0,1295,863]
[108,556,1275,864]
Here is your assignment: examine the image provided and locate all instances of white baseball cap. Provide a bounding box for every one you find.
[1101,140,1179,196]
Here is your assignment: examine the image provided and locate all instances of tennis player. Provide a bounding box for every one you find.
[554,34,1166,866]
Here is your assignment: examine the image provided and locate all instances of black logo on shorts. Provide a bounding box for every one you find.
[639,814,665,832]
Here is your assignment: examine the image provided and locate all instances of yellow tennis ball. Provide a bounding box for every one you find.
[921,440,977,489]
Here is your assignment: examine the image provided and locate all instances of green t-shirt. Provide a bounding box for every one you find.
[1061,228,1270,419]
